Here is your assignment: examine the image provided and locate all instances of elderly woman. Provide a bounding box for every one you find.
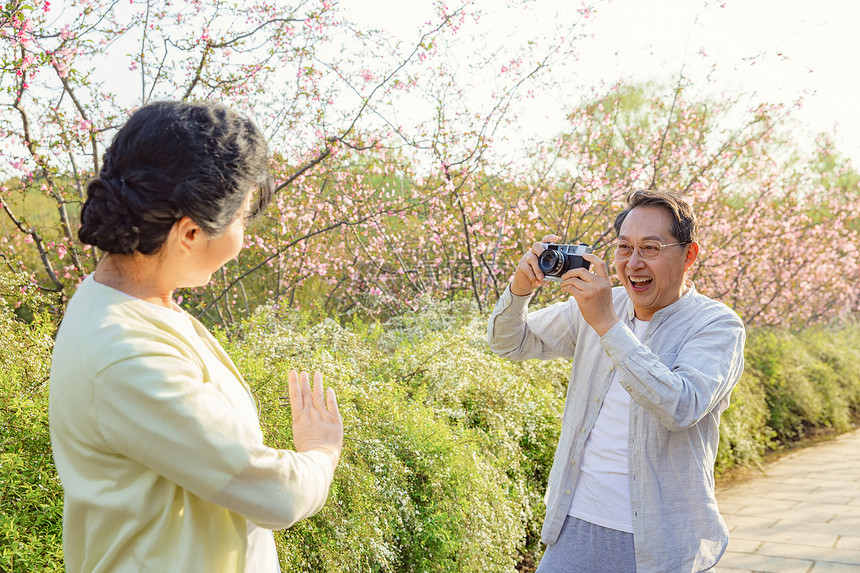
[49,101,343,573]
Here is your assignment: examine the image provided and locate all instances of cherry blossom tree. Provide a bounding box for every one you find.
[1,1,856,329]
[525,82,860,328]
[0,0,594,322]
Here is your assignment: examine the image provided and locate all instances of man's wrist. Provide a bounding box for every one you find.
[593,316,621,337]
[509,281,535,297]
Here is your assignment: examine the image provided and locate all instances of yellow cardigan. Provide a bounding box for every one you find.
[49,276,334,573]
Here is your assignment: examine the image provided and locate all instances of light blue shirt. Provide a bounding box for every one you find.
[487,282,746,572]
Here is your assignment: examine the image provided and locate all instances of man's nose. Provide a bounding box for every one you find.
[627,249,647,267]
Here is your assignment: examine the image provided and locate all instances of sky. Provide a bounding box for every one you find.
[32,0,860,171]
[345,0,860,165]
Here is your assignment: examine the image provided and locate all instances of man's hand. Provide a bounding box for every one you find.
[510,234,559,296]
[560,253,620,336]
[288,370,344,471]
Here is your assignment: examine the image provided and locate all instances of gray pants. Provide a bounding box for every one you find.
[535,516,636,573]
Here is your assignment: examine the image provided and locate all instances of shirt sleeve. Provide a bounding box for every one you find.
[486,284,579,360]
[92,333,334,530]
[598,311,746,431]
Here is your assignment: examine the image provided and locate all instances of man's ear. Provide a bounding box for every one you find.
[683,242,699,272]
[170,217,202,254]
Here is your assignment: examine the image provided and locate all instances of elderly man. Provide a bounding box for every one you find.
[487,190,745,572]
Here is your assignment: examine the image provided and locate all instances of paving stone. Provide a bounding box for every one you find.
[809,563,860,573]
[755,542,860,566]
[742,527,839,548]
[723,538,762,553]
[814,517,860,537]
[728,505,835,523]
[723,514,780,534]
[834,535,860,551]
[718,502,745,514]
[716,552,814,573]
[791,499,858,511]
[812,485,860,497]
[723,484,819,501]
[760,490,827,503]
[755,517,858,539]
[719,494,798,509]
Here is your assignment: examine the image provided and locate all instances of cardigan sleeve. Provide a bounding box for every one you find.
[91,331,334,530]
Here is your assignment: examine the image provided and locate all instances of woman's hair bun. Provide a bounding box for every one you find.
[78,101,274,255]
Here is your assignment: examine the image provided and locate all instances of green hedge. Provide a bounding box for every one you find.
[223,303,569,571]
[2,288,859,571]
[0,274,64,572]
[716,324,860,477]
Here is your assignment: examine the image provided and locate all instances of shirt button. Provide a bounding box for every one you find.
[566,490,572,495]
[571,460,576,465]
[608,365,615,371]
[581,428,587,433]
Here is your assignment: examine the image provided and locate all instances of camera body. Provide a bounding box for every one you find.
[538,243,593,281]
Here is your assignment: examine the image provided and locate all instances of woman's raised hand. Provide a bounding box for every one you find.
[287,370,344,471]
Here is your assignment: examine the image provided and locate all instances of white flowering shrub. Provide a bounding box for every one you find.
[227,301,860,571]
[223,300,570,572]
[6,277,856,572]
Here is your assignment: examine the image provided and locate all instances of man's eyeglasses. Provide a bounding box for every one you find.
[614,240,688,260]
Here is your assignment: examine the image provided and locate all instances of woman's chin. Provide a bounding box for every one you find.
[179,274,214,290]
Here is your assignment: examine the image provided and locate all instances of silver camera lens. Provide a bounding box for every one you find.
[538,249,565,275]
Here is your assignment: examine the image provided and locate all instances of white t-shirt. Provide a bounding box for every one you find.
[121,294,281,573]
[568,318,649,533]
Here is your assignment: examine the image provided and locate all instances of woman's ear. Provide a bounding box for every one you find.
[170,217,203,254]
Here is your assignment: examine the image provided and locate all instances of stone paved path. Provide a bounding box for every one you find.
[713,428,860,573]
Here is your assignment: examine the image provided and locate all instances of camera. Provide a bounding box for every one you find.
[538,243,593,281]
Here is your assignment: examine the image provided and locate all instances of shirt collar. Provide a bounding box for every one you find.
[624,279,698,322]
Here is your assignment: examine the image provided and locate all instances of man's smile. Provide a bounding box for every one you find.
[629,276,653,291]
